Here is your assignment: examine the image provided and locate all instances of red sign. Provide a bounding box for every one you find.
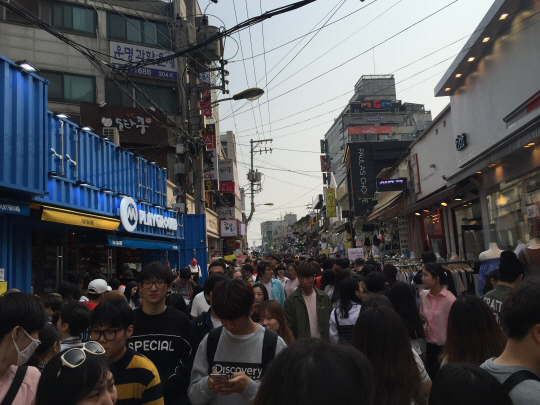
[348,126,392,135]
[219,182,241,199]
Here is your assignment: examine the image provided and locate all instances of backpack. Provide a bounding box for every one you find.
[503,370,540,394]
[206,326,278,378]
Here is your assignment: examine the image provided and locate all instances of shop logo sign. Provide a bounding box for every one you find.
[367,115,383,122]
[456,134,467,151]
[119,197,178,233]
[120,197,138,232]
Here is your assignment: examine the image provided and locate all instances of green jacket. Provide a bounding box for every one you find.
[284,287,331,343]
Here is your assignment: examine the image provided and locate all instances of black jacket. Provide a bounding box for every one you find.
[190,310,214,352]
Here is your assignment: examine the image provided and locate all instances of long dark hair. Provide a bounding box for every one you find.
[254,338,373,405]
[388,282,425,340]
[350,307,425,405]
[424,262,457,296]
[338,278,362,319]
[441,296,506,366]
[36,350,112,405]
[320,269,335,290]
[331,269,351,304]
[123,281,139,306]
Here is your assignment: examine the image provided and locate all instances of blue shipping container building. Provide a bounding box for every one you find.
[0,54,207,292]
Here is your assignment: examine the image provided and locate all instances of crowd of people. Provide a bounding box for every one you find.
[0,250,539,405]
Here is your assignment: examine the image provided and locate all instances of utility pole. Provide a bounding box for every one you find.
[185,0,205,216]
[246,138,272,224]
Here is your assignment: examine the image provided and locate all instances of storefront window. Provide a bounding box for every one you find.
[487,170,540,250]
[453,200,483,261]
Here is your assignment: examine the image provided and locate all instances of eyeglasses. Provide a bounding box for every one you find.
[58,342,105,376]
[89,328,125,342]
[141,280,167,289]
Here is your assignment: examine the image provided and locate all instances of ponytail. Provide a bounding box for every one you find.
[424,263,457,296]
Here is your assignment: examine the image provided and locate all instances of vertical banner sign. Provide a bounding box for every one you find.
[320,156,327,172]
[398,217,410,252]
[199,71,213,117]
[202,124,219,191]
[326,188,337,217]
[320,139,327,153]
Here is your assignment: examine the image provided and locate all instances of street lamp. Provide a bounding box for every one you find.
[255,203,274,207]
[210,88,264,105]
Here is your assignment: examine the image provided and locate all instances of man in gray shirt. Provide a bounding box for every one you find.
[483,250,524,325]
[188,278,286,405]
[481,279,540,404]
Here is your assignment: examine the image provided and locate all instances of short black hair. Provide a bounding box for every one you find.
[500,278,540,339]
[108,278,121,291]
[34,323,62,358]
[76,271,91,290]
[203,273,228,296]
[180,267,192,280]
[212,279,254,320]
[498,250,525,283]
[354,258,365,267]
[296,262,317,278]
[91,299,133,330]
[321,258,334,271]
[337,258,350,269]
[0,292,47,341]
[138,262,174,284]
[364,272,386,293]
[41,293,63,312]
[361,264,376,277]
[429,363,513,405]
[243,264,255,275]
[421,252,437,264]
[383,264,398,281]
[208,260,227,273]
[59,302,91,337]
[57,281,81,302]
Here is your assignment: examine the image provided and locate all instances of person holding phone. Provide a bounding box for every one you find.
[188,279,287,405]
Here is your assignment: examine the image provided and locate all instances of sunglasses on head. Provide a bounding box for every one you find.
[57,342,105,377]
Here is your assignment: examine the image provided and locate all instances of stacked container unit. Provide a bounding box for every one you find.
[0,54,48,292]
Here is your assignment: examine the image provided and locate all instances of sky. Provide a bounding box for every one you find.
[204,0,495,247]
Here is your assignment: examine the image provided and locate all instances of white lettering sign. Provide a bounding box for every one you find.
[119,197,178,233]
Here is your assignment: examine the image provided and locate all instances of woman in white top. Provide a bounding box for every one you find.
[276,264,289,284]
[329,278,363,343]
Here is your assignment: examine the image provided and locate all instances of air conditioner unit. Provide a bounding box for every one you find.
[103,127,120,146]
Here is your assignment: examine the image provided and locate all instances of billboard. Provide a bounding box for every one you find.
[348,126,392,135]
[376,178,408,192]
[110,41,177,80]
[202,124,218,191]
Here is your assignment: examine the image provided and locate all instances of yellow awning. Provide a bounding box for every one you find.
[41,207,120,231]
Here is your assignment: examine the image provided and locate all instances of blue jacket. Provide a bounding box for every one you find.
[270,279,286,307]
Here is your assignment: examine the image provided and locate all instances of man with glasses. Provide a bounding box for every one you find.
[90,299,164,405]
[128,262,192,405]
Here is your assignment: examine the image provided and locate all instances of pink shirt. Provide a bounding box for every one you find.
[419,287,456,346]
[0,365,41,405]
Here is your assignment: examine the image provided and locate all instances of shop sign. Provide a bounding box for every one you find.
[376,178,407,192]
[360,100,393,110]
[320,139,327,154]
[455,133,467,151]
[216,206,235,219]
[325,188,337,217]
[0,200,29,216]
[80,102,167,146]
[526,204,540,219]
[119,197,178,233]
[202,124,219,191]
[219,182,241,199]
[348,248,364,260]
[367,115,383,122]
[207,215,219,234]
[199,71,213,117]
[220,219,239,237]
[348,126,392,135]
[110,41,177,80]
[218,159,235,182]
[398,217,410,252]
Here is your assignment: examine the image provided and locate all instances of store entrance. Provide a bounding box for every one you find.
[32,226,115,295]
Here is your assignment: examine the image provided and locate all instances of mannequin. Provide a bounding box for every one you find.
[479,242,503,260]
[449,251,459,262]
[519,238,540,277]
[478,242,503,295]
[435,252,445,263]
[514,239,528,257]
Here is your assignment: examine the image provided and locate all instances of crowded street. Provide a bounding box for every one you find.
[1,0,540,404]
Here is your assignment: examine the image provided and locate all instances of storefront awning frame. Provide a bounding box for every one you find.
[400,186,457,217]
[367,192,405,222]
